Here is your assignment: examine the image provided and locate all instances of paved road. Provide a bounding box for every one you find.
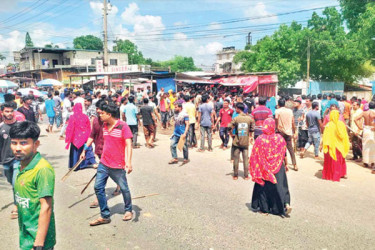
[1,122,375,249]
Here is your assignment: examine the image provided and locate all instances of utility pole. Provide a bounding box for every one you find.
[103,0,109,88]
[306,38,310,93]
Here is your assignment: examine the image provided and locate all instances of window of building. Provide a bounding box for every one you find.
[91,58,96,65]
[226,54,230,60]
[110,59,118,66]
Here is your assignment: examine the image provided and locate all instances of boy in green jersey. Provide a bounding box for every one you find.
[10,121,56,250]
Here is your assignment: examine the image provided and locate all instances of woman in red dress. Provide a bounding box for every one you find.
[320,110,350,181]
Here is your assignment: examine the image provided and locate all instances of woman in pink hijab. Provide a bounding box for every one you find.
[65,103,96,170]
[249,118,292,217]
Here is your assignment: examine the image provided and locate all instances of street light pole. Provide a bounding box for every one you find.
[103,0,109,89]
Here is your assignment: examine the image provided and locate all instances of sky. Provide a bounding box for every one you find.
[0,0,340,68]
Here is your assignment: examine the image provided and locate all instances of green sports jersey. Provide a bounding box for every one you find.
[14,152,56,250]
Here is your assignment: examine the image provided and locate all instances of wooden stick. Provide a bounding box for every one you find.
[80,173,97,195]
[132,193,159,200]
[61,157,85,182]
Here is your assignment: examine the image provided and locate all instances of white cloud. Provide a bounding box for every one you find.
[197,42,223,56]
[244,2,278,24]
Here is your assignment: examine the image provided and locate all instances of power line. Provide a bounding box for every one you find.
[0,0,47,25]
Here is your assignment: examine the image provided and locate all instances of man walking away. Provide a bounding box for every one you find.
[10,121,56,250]
[183,95,197,148]
[139,98,157,148]
[275,99,297,171]
[301,102,323,160]
[197,94,214,152]
[169,103,189,164]
[85,103,133,226]
[45,93,56,133]
[60,91,72,140]
[215,100,234,150]
[53,90,62,128]
[228,103,254,180]
[123,96,139,148]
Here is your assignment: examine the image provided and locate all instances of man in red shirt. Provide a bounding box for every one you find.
[215,100,233,150]
[83,102,134,226]
[250,96,273,139]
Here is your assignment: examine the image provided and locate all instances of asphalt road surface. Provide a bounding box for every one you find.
[1,122,375,249]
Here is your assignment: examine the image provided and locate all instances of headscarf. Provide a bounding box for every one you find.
[363,103,369,111]
[322,110,350,160]
[249,118,287,186]
[65,103,91,149]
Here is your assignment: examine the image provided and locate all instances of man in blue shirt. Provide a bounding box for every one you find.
[169,103,189,164]
[197,94,214,152]
[123,96,139,148]
[45,93,55,133]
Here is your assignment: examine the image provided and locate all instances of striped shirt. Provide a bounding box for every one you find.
[250,105,273,135]
[101,120,133,169]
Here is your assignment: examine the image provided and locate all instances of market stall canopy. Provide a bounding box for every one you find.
[175,73,218,85]
[0,80,18,88]
[36,79,63,87]
[18,88,45,97]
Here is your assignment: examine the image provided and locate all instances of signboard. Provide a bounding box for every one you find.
[96,60,104,73]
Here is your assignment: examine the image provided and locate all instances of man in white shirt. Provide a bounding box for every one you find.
[59,91,72,139]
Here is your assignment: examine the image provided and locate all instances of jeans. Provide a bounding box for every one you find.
[188,123,197,147]
[55,113,62,127]
[279,132,297,165]
[233,146,249,177]
[94,163,132,219]
[200,126,212,150]
[305,131,321,157]
[170,135,188,160]
[3,159,19,204]
[48,116,55,126]
[129,125,138,146]
[161,112,168,127]
[219,127,230,147]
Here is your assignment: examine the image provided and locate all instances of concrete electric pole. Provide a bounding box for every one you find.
[103,0,109,88]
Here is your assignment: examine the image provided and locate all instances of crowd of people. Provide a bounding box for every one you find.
[2,83,375,249]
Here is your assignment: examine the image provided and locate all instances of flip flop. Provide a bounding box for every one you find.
[168,159,178,164]
[89,217,111,226]
[89,201,99,208]
[123,212,133,221]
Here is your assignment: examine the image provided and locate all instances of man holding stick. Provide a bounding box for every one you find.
[81,102,134,226]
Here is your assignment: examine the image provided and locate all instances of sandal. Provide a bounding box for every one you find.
[197,149,204,152]
[89,201,99,208]
[89,217,111,226]
[123,211,133,221]
[182,159,190,164]
[10,210,18,219]
[168,159,178,164]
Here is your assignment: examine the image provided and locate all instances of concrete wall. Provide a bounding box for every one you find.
[345,91,373,101]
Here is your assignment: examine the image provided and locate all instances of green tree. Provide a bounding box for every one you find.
[159,56,200,72]
[339,0,373,32]
[44,43,59,49]
[25,32,34,47]
[0,53,5,61]
[73,35,103,50]
[234,21,306,87]
[113,39,146,64]
[234,7,369,87]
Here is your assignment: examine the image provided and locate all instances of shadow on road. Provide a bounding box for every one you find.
[0,202,14,212]
[315,170,323,179]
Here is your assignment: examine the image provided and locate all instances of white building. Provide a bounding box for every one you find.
[14,47,128,71]
[215,46,243,74]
